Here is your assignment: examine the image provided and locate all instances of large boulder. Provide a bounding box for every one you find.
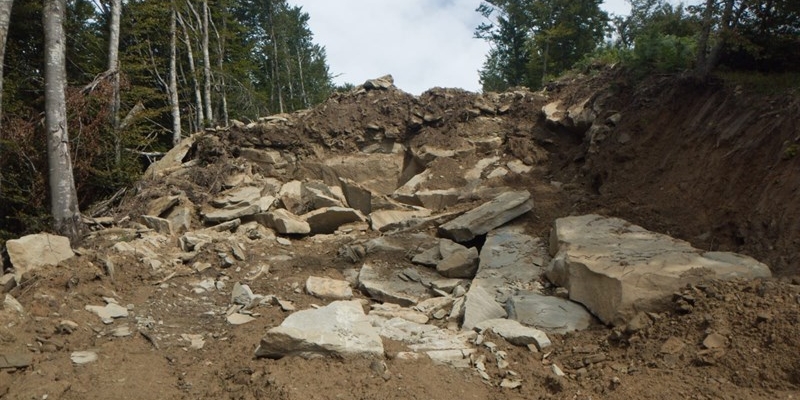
[547,214,772,325]
[254,301,383,359]
[255,209,310,235]
[302,207,366,234]
[7,233,75,281]
[438,191,533,242]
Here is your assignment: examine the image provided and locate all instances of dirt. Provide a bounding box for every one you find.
[1,69,799,399]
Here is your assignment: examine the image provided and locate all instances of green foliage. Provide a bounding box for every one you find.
[630,33,696,74]
[475,0,608,91]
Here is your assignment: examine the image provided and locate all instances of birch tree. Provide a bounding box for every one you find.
[201,0,213,125]
[108,0,122,163]
[177,8,204,130]
[169,5,181,145]
[43,0,82,241]
[0,0,12,134]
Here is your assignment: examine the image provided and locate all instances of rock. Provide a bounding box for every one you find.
[370,303,429,324]
[369,316,474,365]
[140,215,174,236]
[144,134,194,178]
[0,274,16,293]
[210,186,263,208]
[414,297,455,316]
[363,74,394,90]
[231,282,257,308]
[303,182,345,210]
[437,247,479,279]
[303,207,366,234]
[475,226,547,290]
[507,160,532,174]
[7,233,75,281]
[255,300,383,359]
[181,333,205,349]
[500,378,522,389]
[338,177,372,215]
[411,244,442,267]
[202,203,262,224]
[660,336,686,355]
[625,311,652,333]
[305,276,353,300]
[358,262,434,306]
[255,209,310,235]
[167,205,193,233]
[227,313,256,325]
[278,180,305,214]
[85,303,129,324]
[475,319,551,350]
[547,214,772,325]
[238,148,287,168]
[111,326,132,337]
[370,209,431,232]
[462,286,507,330]
[70,351,98,365]
[146,195,179,217]
[3,294,24,314]
[465,156,499,181]
[542,101,567,127]
[415,189,460,211]
[703,333,727,349]
[58,320,79,334]
[506,292,593,334]
[0,353,32,369]
[438,191,533,242]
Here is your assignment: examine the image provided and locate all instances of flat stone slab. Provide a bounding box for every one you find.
[302,207,366,234]
[370,209,431,232]
[7,233,74,281]
[506,292,594,334]
[0,353,32,369]
[358,262,434,307]
[305,276,353,300]
[438,190,533,242]
[462,285,507,330]
[255,300,383,359]
[546,214,772,325]
[210,186,262,208]
[255,209,310,235]
[369,316,475,354]
[475,318,551,350]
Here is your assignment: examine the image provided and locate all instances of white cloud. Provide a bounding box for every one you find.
[290,0,642,95]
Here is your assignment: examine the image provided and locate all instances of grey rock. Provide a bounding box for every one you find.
[255,209,310,235]
[411,244,442,267]
[475,318,551,350]
[437,247,479,279]
[202,203,261,224]
[438,191,533,242]
[146,195,179,217]
[227,313,256,325]
[238,148,287,168]
[462,286,507,330]
[506,292,594,334]
[255,300,383,359]
[370,209,431,232]
[0,353,33,369]
[303,207,366,234]
[141,215,174,236]
[279,180,304,214]
[85,303,128,324]
[358,262,433,307]
[3,294,24,314]
[547,214,772,325]
[363,74,394,90]
[231,282,257,308]
[370,303,429,324]
[338,177,372,215]
[210,186,262,208]
[70,351,98,365]
[415,189,460,211]
[369,316,474,355]
[7,233,74,281]
[305,276,353,300]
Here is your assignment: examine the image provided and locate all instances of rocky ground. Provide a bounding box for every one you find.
[1,72,799,399]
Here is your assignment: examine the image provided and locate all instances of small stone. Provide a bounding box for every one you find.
[111,326,132,337]
[58,320,79,334]
[276,237,291,246]
[0,353,32,369]
[755,312,772,323]
[500,378,522,389]
[278,299,295,312]
[659,336,686,355]
[231,282,257,308]
[227,313,256,325]
[71,351,98,365]
[3,294,24,314]
[181,333,205,349]
[305,276,353,300]
[702,333,727,349]
[551,364,565,377]
[85,303,129,324]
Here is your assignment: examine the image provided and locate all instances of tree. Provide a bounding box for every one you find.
[108,0,122,162]
[43,0,82,241]
[169,4,181,145]
[0,0,12,134]
[475,0,608,91]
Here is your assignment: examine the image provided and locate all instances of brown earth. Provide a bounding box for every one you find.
[0,69,799,399]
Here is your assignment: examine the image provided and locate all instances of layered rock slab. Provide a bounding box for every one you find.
[7,233,74,281]
[254,300,383,359]
[546,214,772,325]
[438,190,533,242]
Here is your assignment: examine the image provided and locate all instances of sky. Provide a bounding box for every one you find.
[289,0,634,95]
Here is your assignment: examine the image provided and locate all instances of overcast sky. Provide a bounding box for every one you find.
[289,0,634,94]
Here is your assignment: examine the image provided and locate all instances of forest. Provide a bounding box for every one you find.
[0,0,798,243]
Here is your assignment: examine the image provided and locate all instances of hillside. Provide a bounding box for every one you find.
[0,71,798,400]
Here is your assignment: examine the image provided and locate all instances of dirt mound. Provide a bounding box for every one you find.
[1,70,799,400]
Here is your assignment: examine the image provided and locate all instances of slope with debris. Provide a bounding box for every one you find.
[0,72,798,400]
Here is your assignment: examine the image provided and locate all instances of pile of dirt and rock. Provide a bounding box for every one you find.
[0,71,798,399]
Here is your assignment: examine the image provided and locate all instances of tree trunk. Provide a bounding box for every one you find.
[201,0,213,126]
[169,6,181,146]
[0,0,14,136]
[296,45,309,108]
[177,10,204,130]
[209,9,228,127]
[108,0,122,163]
[43,0,82,242]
